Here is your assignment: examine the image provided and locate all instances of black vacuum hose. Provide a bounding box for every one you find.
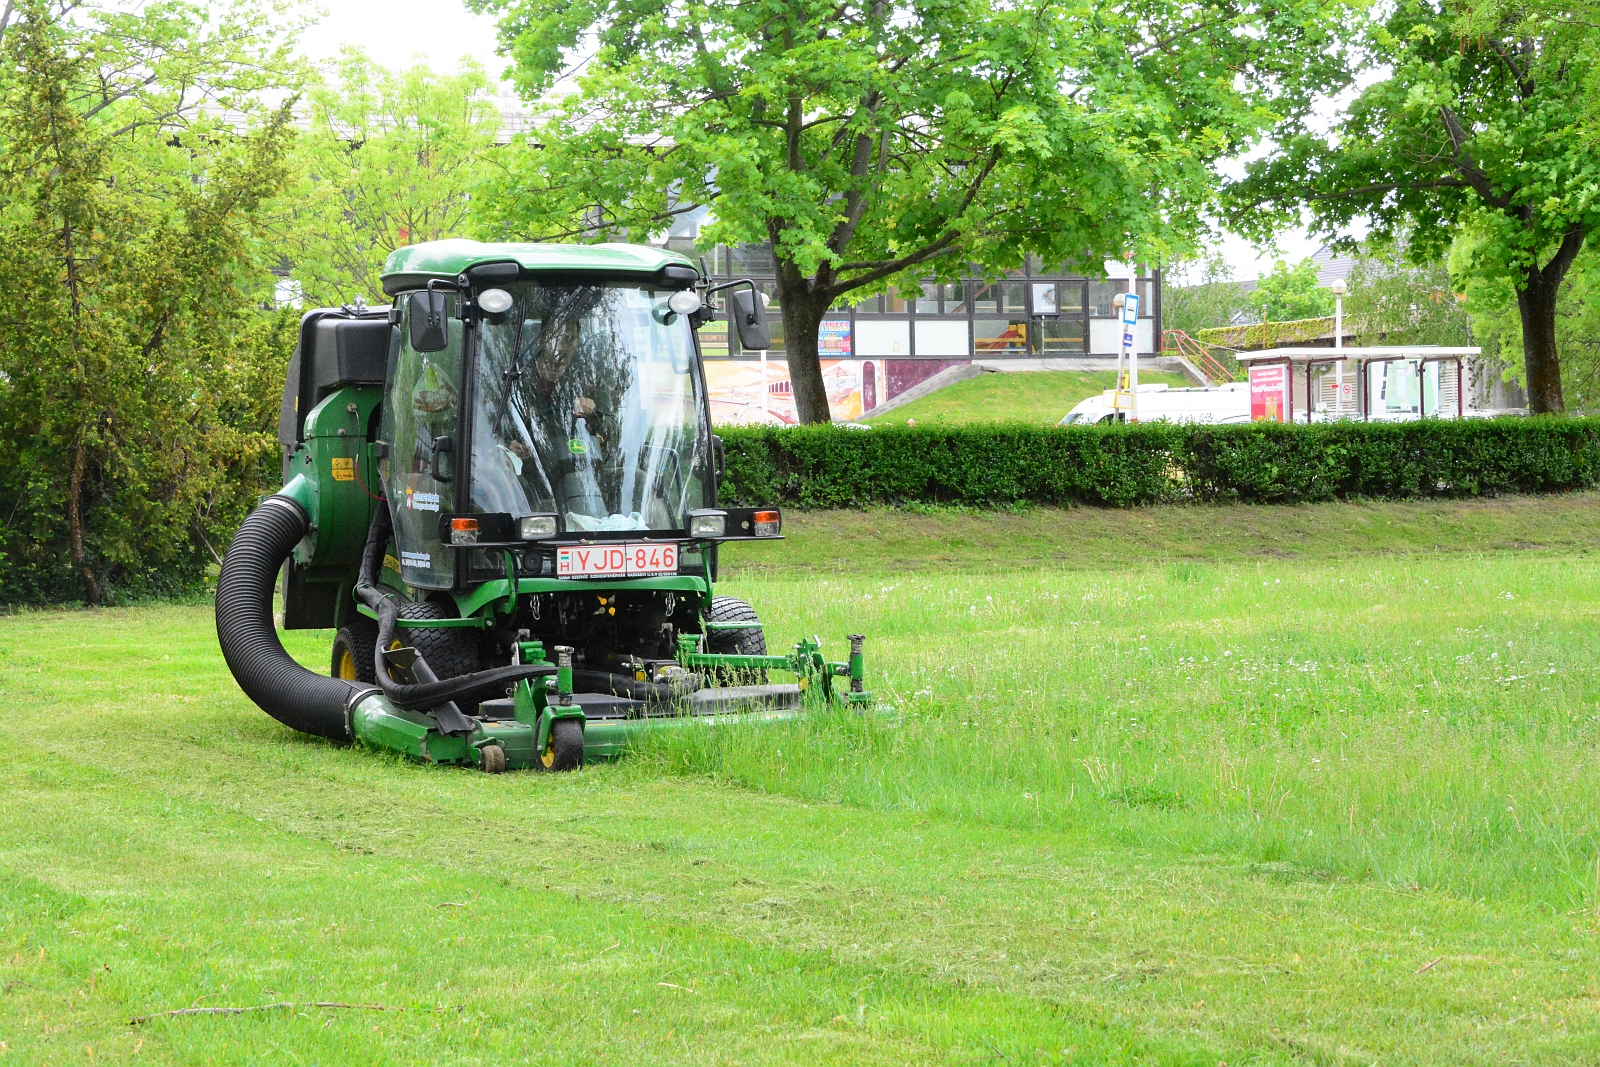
[215,496,377,741]
[352,502,554,711]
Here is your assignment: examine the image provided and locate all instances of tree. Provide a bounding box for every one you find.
[1250,258,1333,322]
[0,1,300,604]
[471,0,1354,423]
[1450,240,1600,409]
[275,50,502,306]
[1345,251,1471,347]
[1230,0,1600,413]
[1162,255,1248,336]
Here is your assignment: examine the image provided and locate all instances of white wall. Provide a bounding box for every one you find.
[1089,319,1154,355]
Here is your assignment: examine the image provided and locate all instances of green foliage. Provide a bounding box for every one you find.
[471,0,1357,422]
[278,50,502,306]
[1344,251,1472,346]
[0,1,302,605]
[1249,258,1334,323]
[1452,242,1600,409]
[718,419,1600,508]
[1230,0,1600,411]
[1162,256,1247,337]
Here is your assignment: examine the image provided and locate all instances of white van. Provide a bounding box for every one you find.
[1058,382,1251,426]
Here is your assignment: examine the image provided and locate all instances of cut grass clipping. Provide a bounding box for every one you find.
[2,495,1599,1064]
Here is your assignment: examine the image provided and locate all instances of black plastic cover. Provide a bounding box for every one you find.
[277,309,393,450]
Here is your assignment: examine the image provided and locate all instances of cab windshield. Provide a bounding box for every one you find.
[472,282,708,533]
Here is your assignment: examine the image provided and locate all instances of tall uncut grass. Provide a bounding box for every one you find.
[641,553,1600,910]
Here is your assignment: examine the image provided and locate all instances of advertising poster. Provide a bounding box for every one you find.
[1249,363,1289,422]
[818,318,852,357]
[703,359,885,424]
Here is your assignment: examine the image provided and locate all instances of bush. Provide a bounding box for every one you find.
[717,418,1600,508]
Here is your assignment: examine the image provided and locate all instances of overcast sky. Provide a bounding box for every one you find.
[296,0,1327,281]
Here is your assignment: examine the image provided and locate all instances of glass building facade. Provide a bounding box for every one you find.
[666,241,1163,362]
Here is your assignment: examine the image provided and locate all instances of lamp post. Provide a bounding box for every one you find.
[1331,278,1348,418]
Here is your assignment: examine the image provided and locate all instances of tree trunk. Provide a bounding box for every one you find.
[1517,267,1565,414]
[67,436,102,605]
[772,261,834,425]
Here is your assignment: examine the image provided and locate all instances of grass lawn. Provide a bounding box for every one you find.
[4,495,1600,1064]
[862,369,1191,427]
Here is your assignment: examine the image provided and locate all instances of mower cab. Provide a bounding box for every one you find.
[218,240,871,772]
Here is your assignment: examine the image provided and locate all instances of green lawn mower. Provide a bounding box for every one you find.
[216,240,871,771]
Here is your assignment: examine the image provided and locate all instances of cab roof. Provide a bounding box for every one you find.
[380,240,697,295]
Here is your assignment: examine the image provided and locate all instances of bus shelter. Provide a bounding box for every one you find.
[1233,346,1481,422]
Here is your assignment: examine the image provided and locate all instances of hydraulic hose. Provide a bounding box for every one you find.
[215,495,377,741]
[570,670,704,702]
[352,502,553,711]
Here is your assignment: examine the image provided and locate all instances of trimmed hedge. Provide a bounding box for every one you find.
[717,418,1600,508]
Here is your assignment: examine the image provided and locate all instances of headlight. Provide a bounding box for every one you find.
[668,290,701,315]
[478,288,514,315]
[519,514,557,540]
[689,511,726,537]
[752,510,781,537]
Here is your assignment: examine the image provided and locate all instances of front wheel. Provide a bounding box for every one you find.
[704,595,767,685]
[539,719,584,772]
[331,619,378,683]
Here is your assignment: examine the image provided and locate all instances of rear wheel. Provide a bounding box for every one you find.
[331,616,378,683]
[704,595,767,685]
[539,718,584,772]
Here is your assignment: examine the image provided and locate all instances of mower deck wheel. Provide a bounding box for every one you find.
[540,719,583,772]
[480,743,507,774]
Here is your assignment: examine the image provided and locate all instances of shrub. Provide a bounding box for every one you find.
[717,418,1600,508]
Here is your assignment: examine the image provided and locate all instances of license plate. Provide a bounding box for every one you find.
[557,542,678,578]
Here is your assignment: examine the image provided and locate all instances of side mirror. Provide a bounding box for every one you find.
[728,287,770,351]
[408,291,449,352]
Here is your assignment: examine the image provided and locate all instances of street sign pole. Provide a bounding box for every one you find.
[1121,290,1141,423]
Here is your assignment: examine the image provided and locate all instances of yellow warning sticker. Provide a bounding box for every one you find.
[383,553,401,573]
[331,457,355,481]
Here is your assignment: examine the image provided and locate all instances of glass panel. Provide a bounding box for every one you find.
[854,294,881,314]
[698,319,729,360]
[1089,281,1127,317]
[940,282,964,314]
[381,295,461,589]
[917,282,940,315]
[759,283,784,353]
[973,317,1027,354]
[882,290,910,314]
[1055,280,1085,313]
[1002,282,1027,314]
[967,279,999,314]
[1040,319,1084,353]
[729,243,774,275]
[472,283,709,534]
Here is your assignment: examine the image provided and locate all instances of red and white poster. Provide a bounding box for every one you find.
[1250,363,1289,422]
